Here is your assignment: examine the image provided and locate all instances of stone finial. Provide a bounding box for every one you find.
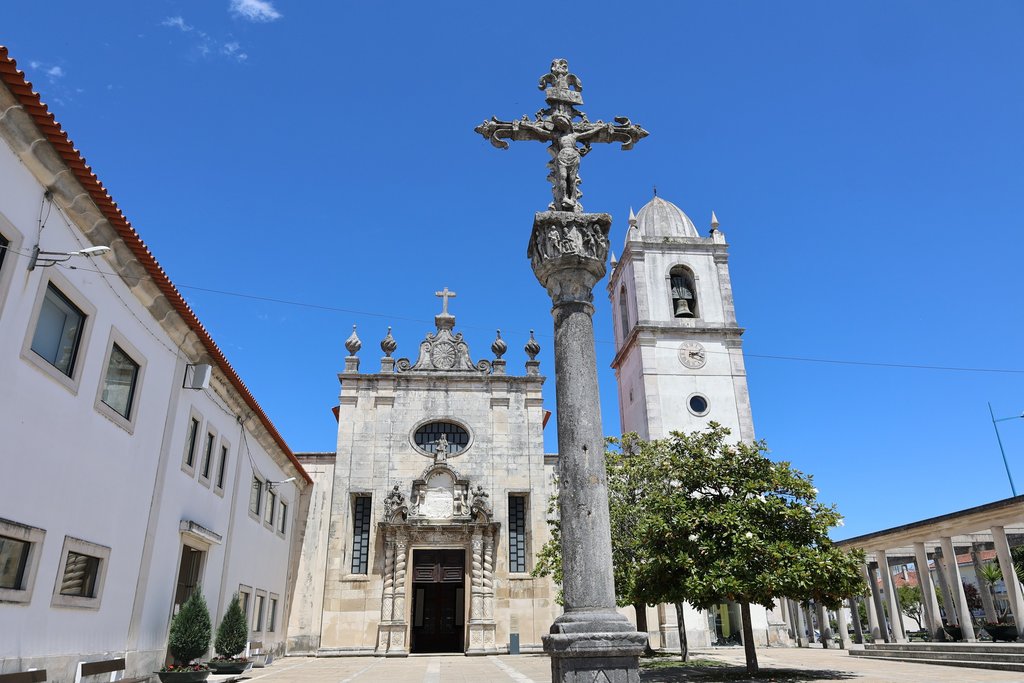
[491,330,507,359]
[710,211,720,231]
[628,207,637,227]
[610,249,617,268]
[524,330,540,360]
[380,326,397,357]
[344,325,362,355]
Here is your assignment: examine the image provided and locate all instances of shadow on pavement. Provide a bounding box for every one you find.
[640,663,858,682]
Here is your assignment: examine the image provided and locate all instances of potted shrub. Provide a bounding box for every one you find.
[207,595,253,674]
[158,588,212,682]
[983,620,1019,642]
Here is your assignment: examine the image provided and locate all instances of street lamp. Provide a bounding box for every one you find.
[988,402,1024,497]
[27,244,111,271]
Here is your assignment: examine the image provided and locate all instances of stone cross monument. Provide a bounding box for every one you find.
[476,59,648,683]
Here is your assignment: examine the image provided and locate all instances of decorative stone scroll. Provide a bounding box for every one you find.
[395,294,492,374]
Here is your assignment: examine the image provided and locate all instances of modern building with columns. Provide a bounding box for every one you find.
[837,496,1024,643]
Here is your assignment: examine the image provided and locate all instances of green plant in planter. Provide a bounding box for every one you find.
[167,588,212,667]
[214,594,248,660]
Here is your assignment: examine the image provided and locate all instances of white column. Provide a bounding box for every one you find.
[992,525,1024,639]
[865,563,887,642]
[835,604,853,649]
[913,542,943,639]
[816,603,833,647]
[848,597,865,644]
[877,550,907,642]
[939,536,976,641]
[793,601,808,647]
[933,546,959,627]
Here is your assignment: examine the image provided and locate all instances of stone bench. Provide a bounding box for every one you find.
[74,658,149,683]
[0,671,47,683]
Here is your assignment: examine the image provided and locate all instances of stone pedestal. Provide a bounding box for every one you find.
[530,211,646,682]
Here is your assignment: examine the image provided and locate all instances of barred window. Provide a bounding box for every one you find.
[351,496,372,574]
[508,495,528,573]
[413,421,470,455]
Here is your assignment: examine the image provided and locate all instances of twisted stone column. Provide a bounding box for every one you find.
[532,211,646,682]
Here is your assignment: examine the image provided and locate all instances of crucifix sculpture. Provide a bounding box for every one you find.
[434,287,456,315]
[476,60,649,683]
[475,58,648,213]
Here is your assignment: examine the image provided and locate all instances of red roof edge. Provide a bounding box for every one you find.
[0,46,311,485]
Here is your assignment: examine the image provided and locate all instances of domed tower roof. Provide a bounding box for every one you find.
[635,195,699,238]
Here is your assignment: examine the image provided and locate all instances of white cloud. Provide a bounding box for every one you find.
[221,42,248,62]
[230,0,282,22]
[162,16,193,32]
[29,60,40,68]
[46,66,64,79]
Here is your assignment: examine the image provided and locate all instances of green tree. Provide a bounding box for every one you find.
[897,585,923,630]
[214,594,249,659]
[979,563,1008,620]
[168,588,212,665]
[535,425,864,674]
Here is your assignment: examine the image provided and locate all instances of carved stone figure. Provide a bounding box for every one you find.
[470,485,491,521]
[433,434,449,463]
[383,484,408,522]
[410,485,424,516]
[454,486,469,516]
[475,59,647,213]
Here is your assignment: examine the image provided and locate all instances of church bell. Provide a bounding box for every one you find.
[674,298,695,318]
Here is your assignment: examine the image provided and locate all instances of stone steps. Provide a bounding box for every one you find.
[850,642,1024,673]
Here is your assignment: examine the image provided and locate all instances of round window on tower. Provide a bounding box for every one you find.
[687,393,710,417]
[411,419,472,458]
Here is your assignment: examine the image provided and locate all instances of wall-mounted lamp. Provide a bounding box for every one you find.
[28,244,111,271]
[267,477,297,492]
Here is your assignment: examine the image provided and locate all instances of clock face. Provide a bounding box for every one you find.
[678,341,706,369]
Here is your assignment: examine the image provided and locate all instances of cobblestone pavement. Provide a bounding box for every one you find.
[236,648,1024,683]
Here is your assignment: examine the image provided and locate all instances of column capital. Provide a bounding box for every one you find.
[529,211,611,307]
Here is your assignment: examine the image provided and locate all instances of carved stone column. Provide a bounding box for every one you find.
[386,532,410,656]
[532,211,646,682]
[377,532,397,653]
[466,528,497,654]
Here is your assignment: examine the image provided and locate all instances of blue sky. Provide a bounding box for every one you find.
[4,1,1023,540]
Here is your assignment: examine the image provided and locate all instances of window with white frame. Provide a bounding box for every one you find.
[238,585,252,624]
[100,344,139,419]
[278,501,288,535]
[249,475,263,517]
[199,432,215,481]
[51,536,110,609]
[0,518,45,604]
[183,417,200,470]
[215,445,228,492]
[253,591,266,632]
[265,489,276,526]
[31,283,86,377]
[267,594,278,632]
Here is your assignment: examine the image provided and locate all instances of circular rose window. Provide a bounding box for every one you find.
[412,420,471,457]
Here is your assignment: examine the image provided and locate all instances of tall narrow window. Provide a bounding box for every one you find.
[618,286,630,340]
[31,284,85,377]
[267,597,278,632]
[184,418,200,468]
[200,433,215,480]
[249,475,263,516]
[0,233,8,272]
[0,535,30,590]
[278,501,288,535]
[101,344,139,418]
[669,266,698,318]
[60,551,100,597]
[265,489,277,526]
[351,496,372,574]
[508,495,528,573]
[253,593,265,631]
[216,446,228,490]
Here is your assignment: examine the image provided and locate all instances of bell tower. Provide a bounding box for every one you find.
[608,195,754,442]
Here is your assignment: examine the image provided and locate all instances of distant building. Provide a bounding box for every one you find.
[0,47,310,680]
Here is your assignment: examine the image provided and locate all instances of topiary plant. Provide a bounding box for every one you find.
[168,587,212,665]
[214,594,249,659]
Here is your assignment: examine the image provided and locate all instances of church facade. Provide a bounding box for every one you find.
[287,299,559,655]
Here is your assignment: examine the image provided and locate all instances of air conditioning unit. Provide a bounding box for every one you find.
[183,363,212,390]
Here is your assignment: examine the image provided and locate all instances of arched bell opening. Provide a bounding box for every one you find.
[669,265,698,318]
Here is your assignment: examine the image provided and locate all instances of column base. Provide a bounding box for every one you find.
[543,612,647,683]
[466,621,498,654]
[375,622,409,656]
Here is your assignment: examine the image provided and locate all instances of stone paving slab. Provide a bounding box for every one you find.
[224,648,1024,683]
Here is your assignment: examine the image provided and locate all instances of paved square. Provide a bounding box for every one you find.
[238,649,1024,683]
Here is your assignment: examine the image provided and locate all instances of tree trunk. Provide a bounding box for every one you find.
[740,602,759,674]
[634,602,654,656]
[675,602,689,662]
